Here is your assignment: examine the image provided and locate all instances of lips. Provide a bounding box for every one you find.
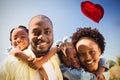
[39,42,47,46]
[16,42,23,48]
[85,60,95,66]
[37,42,48,48]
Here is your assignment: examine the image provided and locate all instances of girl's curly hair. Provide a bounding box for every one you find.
[71,27,105,54]
[10,25,28,42]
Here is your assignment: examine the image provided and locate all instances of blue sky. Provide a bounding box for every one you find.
[0,0,120,61]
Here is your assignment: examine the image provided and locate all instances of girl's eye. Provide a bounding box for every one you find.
[20,35,25,39]
[73,55,77,58]
[14,37,17,40]
[78,53,86,57]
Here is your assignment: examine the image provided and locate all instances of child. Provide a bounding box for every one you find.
[9,25,29,51]
[58,41,108,80]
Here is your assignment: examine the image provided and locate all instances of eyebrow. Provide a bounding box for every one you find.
[32,28,39,31]
[44,27,51,30]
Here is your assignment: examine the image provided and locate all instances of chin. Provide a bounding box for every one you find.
[38,48,49,54]
[87,68,97,73]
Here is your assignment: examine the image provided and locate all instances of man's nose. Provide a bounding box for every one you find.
[38,34,45,40]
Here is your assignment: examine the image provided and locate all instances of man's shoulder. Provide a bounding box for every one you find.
[50,54,61,65]
[23,47,36,58]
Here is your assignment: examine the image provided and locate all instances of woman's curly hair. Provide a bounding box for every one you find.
[71,27,105,54]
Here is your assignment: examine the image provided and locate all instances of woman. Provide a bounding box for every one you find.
[71,27,108,80]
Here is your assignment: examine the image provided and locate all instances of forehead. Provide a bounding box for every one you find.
[29,16,53,30]
[66,48,77,57]
[76,37,98,50]
[12,28,27,36]
[78,45,90,52]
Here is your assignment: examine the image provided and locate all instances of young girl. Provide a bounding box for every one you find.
[10,25,29,51]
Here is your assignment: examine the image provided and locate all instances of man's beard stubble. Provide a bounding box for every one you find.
[30,39,53,57]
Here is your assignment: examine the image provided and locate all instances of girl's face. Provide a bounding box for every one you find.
[76,37,101,72]
[62,48,80,69]
[66,48,80,69]
[11,28,29,51]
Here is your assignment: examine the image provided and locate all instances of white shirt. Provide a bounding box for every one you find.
[0,46,63,80]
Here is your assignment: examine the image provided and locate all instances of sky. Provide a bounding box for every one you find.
[0,0,120,61]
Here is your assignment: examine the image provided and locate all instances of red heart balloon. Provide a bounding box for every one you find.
[81,1,104,23]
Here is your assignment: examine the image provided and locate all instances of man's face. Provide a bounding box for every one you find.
[76,37,101,72]
[29,17,53,55]
[11,28,29,51]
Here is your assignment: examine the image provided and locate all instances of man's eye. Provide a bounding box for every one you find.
[45,31,51,35]
[34,31,40,36]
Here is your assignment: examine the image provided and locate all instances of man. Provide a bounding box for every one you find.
[0,15,63,80]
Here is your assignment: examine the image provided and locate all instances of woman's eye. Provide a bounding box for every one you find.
[89,50,95,55]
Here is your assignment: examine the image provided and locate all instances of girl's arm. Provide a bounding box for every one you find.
[10,49,29,62]
[11,46,58,70]
[28,46,58,69]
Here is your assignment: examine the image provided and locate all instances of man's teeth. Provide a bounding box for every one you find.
[39,42,47,45]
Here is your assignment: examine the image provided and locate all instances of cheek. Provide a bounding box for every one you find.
[26,39,29,44]
[49,33,53,40]
[29,33,34,41]
[48,36,53,44]
[31,36,37,43]
[93,54,100,61]
[12,41,16,47]
[24,40,29,46]
[78,56,84,63]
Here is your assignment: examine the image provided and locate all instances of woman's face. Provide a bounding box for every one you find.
[76,37,101,72]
